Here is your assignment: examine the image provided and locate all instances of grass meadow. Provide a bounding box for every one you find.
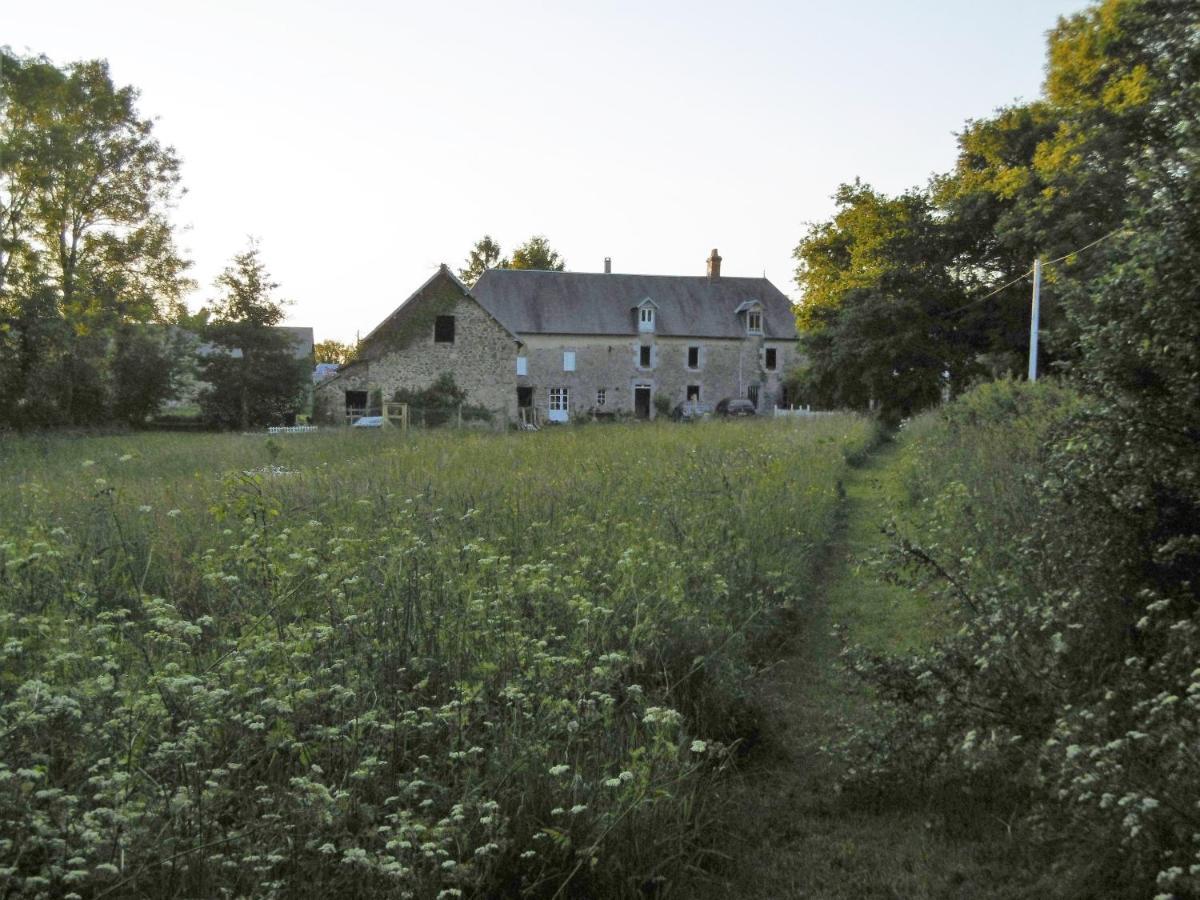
[0,417,872,899]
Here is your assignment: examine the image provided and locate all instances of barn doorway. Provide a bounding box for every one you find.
[344,390,368,424]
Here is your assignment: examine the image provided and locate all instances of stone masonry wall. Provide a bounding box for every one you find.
[314,275,519,424]
[517,333,798,420]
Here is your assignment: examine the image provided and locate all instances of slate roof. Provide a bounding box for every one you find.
[471,270,798,340]
[194,325,314,360]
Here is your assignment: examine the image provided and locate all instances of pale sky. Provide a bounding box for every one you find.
[7,0,1088,343]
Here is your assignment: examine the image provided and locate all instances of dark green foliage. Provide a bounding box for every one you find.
[0,51,193,427]
[794,188,971,423]
[198,246,309,430]
[199,340,308,429]
[793,0,1192,419]
[832,5,1200,893]
[392,372,492,427]
[110,325,187,425]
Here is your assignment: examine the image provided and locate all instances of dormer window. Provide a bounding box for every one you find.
[635,298,658,333]
[735,300,765,335]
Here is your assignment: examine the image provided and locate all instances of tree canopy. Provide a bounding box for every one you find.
[457,234,565,284]
[0,51,192,426]
[791,0,1182,418]
[313,339,358,365]
[198,245,308,430]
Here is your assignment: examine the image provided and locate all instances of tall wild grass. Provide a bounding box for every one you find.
[0,417,870,898]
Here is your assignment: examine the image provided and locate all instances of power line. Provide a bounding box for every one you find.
[947,225,1129,319]
[948,266,1034,317]
[1042,226,1129,267]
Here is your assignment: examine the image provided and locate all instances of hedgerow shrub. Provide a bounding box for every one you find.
[0,418,872,898]
[838,376,1200,897]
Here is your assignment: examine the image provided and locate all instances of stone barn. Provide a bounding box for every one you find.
[314,266,521,425]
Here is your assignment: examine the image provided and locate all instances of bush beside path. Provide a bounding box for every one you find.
[686,438,1025,899]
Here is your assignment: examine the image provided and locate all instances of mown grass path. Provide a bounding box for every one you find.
[685,439,1002,899]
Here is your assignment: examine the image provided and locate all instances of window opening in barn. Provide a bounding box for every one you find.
[563,351,576,372]
[765,348,777,370]
[596,388,606,406]
[747,384,760,406]
[687,385,701,402]
[517,386,533,408]
[434,315,455,343]
[345,390,368,414]
[516,356,527,376]
[639,345,651,368]
[687,346,699,369]
[747,310,763,334]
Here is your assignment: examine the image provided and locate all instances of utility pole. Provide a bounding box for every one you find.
[1028,258,1042,382]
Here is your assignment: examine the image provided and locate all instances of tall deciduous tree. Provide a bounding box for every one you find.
[792,185,973,421]
[508,235,564,271]
[457,234,565,285]
[198,245,307,430]
[0,50,192,426]
[313,339,357,365]
[457,234,505,285]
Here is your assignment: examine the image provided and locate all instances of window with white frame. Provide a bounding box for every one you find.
[638,306,655,332]
[563,351,576,372]
[549,387,569,412]
[747,310,763,334]
[516,356,527,376]
[596,388,606,406]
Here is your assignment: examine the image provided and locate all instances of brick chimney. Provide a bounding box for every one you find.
[604,256,612,274]
[706,248,722,278]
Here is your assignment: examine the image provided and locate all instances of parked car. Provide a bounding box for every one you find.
[715,398,756,417]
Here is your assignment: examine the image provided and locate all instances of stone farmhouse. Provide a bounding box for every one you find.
[314,250,799,425]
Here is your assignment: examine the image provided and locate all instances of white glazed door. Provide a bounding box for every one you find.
[548,387,569,423]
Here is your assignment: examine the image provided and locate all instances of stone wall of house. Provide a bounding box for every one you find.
[517,333,799,420]
[314,275,519,425]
